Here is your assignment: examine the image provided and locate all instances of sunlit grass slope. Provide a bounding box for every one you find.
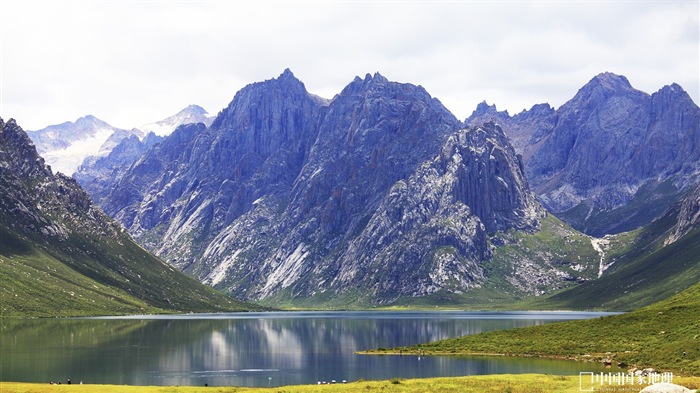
[539,226,700,311]
[0,221,263,317]
[371,280,700,375]
[2,375,699,393]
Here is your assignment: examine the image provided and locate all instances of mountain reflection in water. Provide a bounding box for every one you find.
[1,311,619,387]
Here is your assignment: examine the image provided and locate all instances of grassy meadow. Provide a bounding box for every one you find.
[3,375,699,393]
[367,281,700,376]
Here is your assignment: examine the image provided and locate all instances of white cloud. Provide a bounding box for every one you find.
[1,0,697,130]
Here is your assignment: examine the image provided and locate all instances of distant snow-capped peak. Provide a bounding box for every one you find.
[25,105,212,176]
[139,105,214,137]
[27,115,135,175]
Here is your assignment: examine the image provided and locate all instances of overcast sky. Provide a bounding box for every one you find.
[1,0,698,131]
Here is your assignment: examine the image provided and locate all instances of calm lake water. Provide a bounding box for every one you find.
[1,311,620,387]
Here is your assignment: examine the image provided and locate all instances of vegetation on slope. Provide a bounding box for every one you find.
[370,280,700,375]
[260,211,699,312]
[0,117,262,317]
[538,207,700,311]
[389,203,699,312]
[0,221,262,317]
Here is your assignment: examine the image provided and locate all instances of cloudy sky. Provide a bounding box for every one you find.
[1,0,698,131]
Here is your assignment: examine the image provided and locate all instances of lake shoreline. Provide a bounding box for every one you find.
[357,349,626,370]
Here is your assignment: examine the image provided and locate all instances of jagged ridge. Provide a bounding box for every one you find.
[97,71,561,305]
[466,72,700,236]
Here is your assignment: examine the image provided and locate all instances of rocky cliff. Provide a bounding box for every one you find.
[666,182,700,245]
[467,73,700,236]
[324,122,543,302]
[97,70,557,305]
[74,132,163,207]
[104,69,327,272]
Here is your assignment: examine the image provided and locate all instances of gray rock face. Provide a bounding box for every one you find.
[104,69,327,272]
[74,132,163,207]
[98,70,545,304]
[327,122,542,302]
[666,182,700,244]
[467,73,700,236]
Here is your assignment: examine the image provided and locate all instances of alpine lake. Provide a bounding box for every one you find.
[1,311,621,387]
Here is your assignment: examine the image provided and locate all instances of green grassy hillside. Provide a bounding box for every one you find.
[0,117,262,317]
[372,279,700,375]
[536,206,700,311]
[0,221,261,317]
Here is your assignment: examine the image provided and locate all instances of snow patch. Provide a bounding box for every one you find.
[43,127,115,175]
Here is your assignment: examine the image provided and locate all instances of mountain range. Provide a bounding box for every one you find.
[5,69,699,313]
[466,72,700,236]
[72,69,698,308]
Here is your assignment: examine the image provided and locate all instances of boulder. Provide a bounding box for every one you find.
[639,383,697,393]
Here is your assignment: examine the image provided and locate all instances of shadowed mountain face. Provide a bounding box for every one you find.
[73,132,163,208]
[0,117,255,316]
[99,70,544,304]
[467,73,700,236]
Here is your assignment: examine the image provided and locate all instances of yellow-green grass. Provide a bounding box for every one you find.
[3,375,698,393]
[367,281,700,376]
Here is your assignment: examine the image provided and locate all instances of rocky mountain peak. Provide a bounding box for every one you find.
[442,121,541,233]
[653,83,695,108]
[267,68,306,88]
[367,72,389,85]
[588,72,634,91]
[516,103,554,118]
[570,72,642,106]
[140,104,213,137]
[324,121,542,302]
[26,115,130,175]
[278,67,298,82]
[0,117,120,240]
[177,104,208,117]
[0,118,50,178]
[339,72,404,98]
[75,114,100,124]
[470,101,509,119]
[210,68,312,131]
[485,73,700,236]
